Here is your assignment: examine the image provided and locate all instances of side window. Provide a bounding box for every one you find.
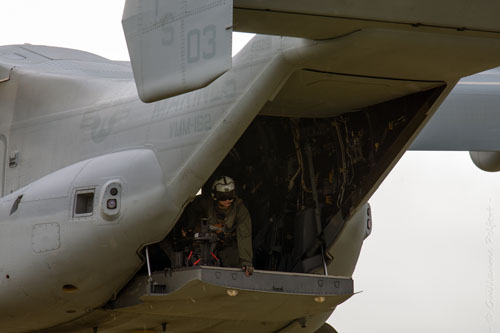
[73,188,95,218]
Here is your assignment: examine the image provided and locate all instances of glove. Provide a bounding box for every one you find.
[242,265,254,277]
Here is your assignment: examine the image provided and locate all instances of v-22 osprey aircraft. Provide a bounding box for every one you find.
[1,1,500,332]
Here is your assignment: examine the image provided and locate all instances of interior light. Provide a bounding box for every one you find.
[227,289,238,297]
[107,199,117,210]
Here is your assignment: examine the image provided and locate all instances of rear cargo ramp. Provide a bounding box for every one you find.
[75,266,354,332]
[137,267,353,321]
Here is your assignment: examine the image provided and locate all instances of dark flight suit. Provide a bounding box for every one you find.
[186,195,253,267]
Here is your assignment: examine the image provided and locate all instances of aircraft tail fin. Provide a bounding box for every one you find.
[122,0,233,103]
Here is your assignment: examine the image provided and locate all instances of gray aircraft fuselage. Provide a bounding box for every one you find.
[0,33,497,332]
[0,37,373,332]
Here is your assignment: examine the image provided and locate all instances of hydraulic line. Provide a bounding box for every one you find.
[145,246,153,283]
[304,144,328,276]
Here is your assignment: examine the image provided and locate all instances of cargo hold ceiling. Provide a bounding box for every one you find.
[259,70,443,118]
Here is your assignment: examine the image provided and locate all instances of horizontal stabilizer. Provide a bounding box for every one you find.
[233,0,500,39]
[122,0,233,102]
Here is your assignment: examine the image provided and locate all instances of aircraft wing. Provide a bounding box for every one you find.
[411,67,500,152]
[410,67,500,172]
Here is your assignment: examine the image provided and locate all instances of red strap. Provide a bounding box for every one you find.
[193,259,201,266]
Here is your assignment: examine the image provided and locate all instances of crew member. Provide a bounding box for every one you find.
[186,176,254,276]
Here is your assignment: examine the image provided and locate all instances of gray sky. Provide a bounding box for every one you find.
[2,2,499,332]
[331,151,500,332]
[1,1,251,60]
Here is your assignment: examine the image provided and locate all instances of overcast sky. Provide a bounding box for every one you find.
[331,151,500,333]
[2,2,499,332]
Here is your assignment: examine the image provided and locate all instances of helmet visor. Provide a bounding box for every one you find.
[215,190,236,201]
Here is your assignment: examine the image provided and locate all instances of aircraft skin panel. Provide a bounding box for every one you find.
[278,29,500,82]
[41,310,334,333]
[0,63,11,82]
[233,0,500,39]
[39,267,351,333]
[259,69,443,118]
[0,149,172,332]
[0,45,132,76]
[0,45,136,127]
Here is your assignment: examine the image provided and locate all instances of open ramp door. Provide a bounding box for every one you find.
[103,266,353,332]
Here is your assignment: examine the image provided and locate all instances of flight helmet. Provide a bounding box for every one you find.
[211,176,236,201]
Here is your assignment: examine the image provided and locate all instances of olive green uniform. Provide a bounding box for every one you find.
[186,195,253,267]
